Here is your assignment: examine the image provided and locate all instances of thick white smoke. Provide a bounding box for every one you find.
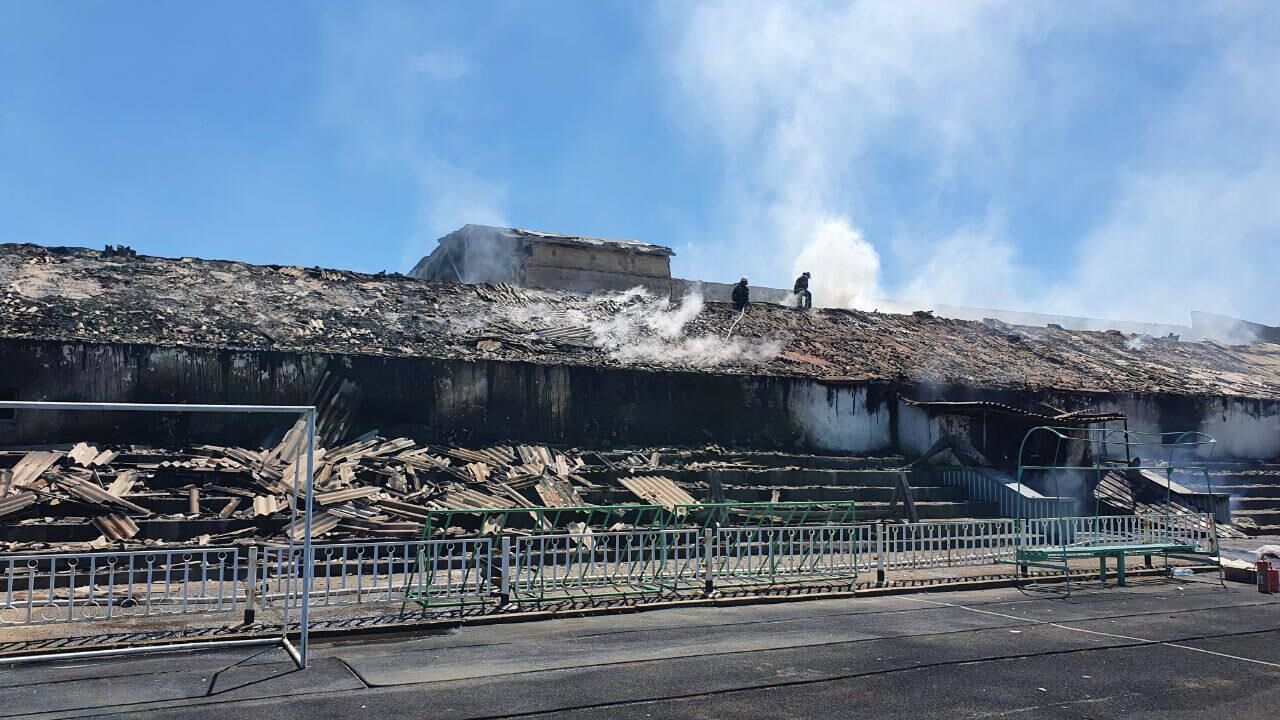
[504,288,780,367]
[791,217,882,310]
[662,2,1280,327]
[590,289,780,366]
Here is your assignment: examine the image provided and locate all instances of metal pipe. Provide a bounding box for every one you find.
[282,637,303,668]
[188,488,200,515]
[297,408,317,668]
[0,637,280,666]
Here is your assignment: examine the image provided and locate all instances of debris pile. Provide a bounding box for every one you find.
[0,429,703,552]
[1093,469,1247,538]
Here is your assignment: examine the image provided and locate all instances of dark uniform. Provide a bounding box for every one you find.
[793,272,812,309]
[731,278,750,311]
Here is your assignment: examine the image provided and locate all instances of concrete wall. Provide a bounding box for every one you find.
[786,382,894,452]
[521,266,674,297]
[528,243,669,278]
[1094,394,1280,460]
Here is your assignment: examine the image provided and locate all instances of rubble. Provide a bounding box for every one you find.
[0,430,719,552]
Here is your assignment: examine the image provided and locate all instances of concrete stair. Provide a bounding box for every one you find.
[1175,462,1280,535]
[586,455,1001,522]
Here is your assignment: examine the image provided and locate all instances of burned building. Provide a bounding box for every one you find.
[2,240,1279,455]
[2,237,1280,547]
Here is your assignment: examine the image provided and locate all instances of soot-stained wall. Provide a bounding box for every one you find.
[0,339,1275,458]
[0,340,896,451]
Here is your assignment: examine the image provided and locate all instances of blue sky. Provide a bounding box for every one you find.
[2,2,1278,324]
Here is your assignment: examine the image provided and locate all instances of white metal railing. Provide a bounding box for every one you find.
[939,468,1071,519]
[714,524,869,585]
[1024,514,1215,552]
[507,528,705,601]
[0,514,1218,629]
[1,547,241,625]
[881,519,1020,569]
[259,538,493,609]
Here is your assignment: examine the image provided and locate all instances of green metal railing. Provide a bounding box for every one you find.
[402,500,858,608]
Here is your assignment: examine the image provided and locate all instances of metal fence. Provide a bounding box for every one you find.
[256,539,494,612]
[1025,513,1216,552]
[714,524,869,586]
[939,469,1070,520]
[1,547,242,625]
[0,514,1218,633]
[507,528,705,602]
[881,519,1020,570]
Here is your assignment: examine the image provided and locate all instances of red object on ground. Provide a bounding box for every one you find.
[1258,560,1280,593]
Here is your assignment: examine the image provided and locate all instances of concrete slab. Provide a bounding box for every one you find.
[0,656,362,718]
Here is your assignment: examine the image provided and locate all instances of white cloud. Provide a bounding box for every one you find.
[1051,15,1280,325]
[658,1,1280,326]
[663,0,1038,290]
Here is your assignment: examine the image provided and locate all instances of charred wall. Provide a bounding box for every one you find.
[0,339,1275,458]
[0,340,894,451]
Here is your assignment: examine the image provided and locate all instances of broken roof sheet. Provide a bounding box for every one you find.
[3,243,1280,400]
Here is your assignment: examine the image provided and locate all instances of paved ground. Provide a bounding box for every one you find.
[4,576,1280,719]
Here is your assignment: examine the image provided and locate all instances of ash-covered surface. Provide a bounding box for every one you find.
[3,243,1280,399]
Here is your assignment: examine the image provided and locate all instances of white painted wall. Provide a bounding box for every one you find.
[787,383,893,453]
[1094,396,1280,460]
[1199,399,1280,459]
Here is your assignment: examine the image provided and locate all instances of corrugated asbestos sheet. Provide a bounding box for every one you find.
[10,451,62,489]
[619,476,699,510]
[534,477,585,508]
[57,476,151,515]
[0,491,37,518]
[438,487,516,510]
[902,399,1127,423]
[315,486,380,505]
[91,513,139,541]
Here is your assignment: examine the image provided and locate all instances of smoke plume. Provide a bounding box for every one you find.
[590,288,780,366]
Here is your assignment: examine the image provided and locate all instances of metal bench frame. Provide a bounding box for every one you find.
[1005,425,1225,595]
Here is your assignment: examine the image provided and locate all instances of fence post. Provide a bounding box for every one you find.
[1018,517,1029,577]
[703,527,715,596]
[499,535,511,605]
[875,523,886,586]
[244,544,258,625]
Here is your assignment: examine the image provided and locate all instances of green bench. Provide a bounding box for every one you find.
[1015,542,1201,586]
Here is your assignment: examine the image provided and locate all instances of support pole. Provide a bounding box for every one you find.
[703,527,715,596]
[244,545,258,625]
[500,535,512,605]
[297,409,317,669]
[875,522,886,586]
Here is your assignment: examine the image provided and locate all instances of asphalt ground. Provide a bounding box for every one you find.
[3,576,1279,719]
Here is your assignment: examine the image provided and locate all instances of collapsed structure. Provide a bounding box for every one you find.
[1,229,1279,550]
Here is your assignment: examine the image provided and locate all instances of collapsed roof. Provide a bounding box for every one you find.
[2,243,1280,400]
